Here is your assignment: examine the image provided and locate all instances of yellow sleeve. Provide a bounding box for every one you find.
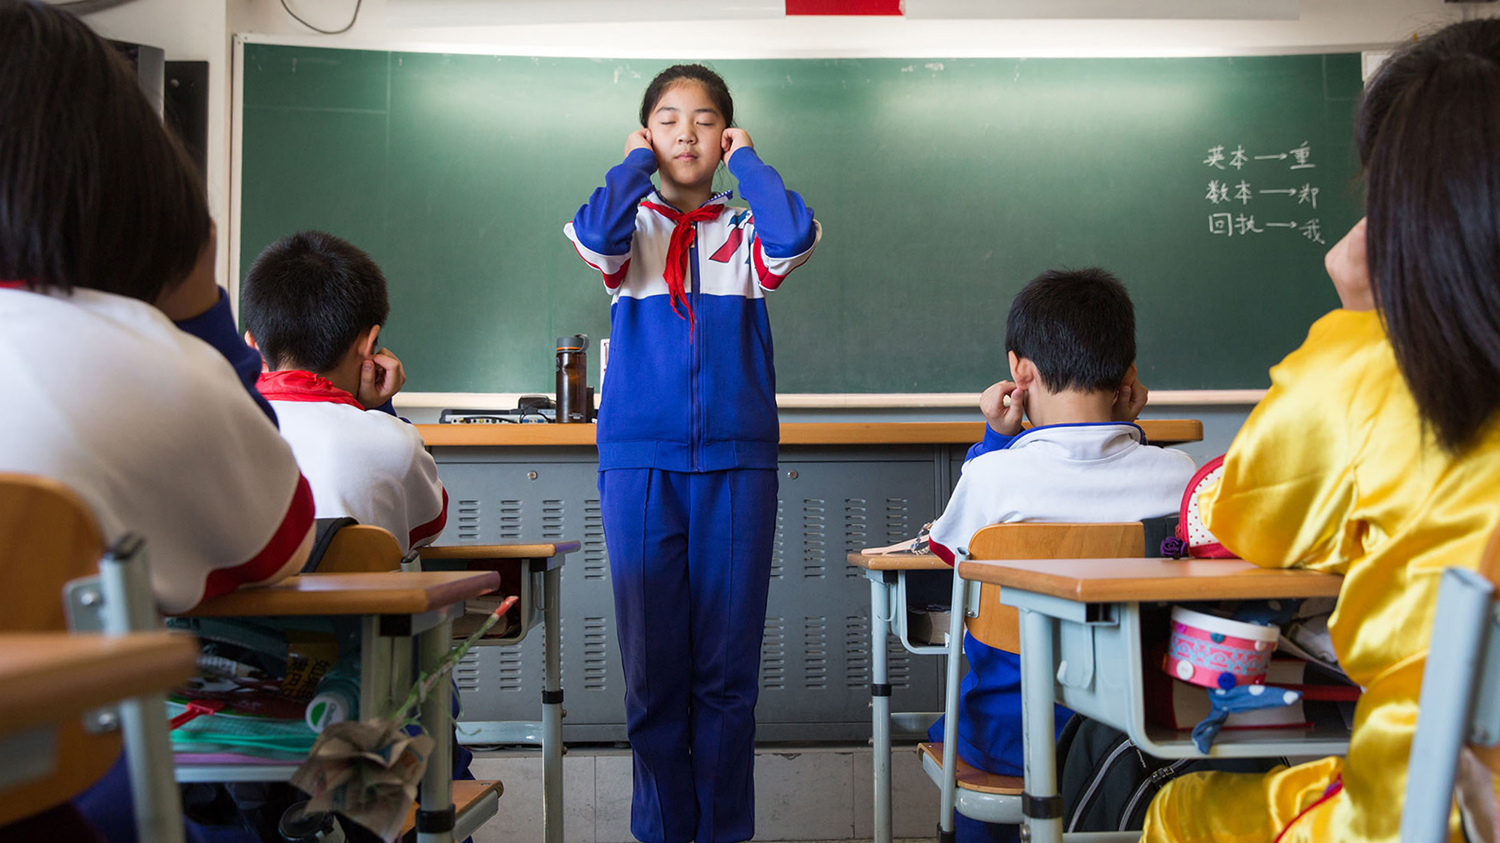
[1201,310,1386,574]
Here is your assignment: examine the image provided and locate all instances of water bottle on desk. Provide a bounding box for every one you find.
[555,334,590,423]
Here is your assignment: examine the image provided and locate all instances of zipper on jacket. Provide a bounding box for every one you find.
[689,232,701,472]
[1066,736,1138,832]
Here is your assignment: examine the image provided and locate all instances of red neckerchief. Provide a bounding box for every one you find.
[641,200,724,339]
[256,370,364,409]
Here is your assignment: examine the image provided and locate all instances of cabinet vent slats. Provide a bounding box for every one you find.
[435,458,944,738]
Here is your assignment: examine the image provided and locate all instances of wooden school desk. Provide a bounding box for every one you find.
[423,418,1204,745]
[0,631,197,796]
[418,419,1206,448]
[418,540,579,843]
[176,571,501,843]
[958,558,1344,843]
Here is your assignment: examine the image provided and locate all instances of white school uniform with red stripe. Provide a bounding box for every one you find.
[258,371,448,552]
[0,285,314,614]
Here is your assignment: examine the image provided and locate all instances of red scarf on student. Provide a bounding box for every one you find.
[256,370,364,409]
[642,200,724,339]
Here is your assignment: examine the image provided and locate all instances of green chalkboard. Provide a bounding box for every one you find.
[240,47,1361,393]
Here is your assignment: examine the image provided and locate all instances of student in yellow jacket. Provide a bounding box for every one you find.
[1142,19,1500,843]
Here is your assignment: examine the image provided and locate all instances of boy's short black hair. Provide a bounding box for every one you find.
[1004,268,1136,393]
[242,231,390,373]
[0,0,210,302]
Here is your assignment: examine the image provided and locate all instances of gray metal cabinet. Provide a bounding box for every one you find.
[434,446,951,743]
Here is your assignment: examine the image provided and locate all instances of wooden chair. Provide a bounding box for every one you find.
[0,473,185,841]
[1403,527,1500,843]
[314,524,406,573]
[921,522,1144,839]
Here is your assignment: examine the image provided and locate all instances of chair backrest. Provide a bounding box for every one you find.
[1473,528,1500,776]
[1450,527,1500,843]
[313,525,404,574]
[0,473,122,824]
[1402,525,1500,843]
[964,522,1145,653]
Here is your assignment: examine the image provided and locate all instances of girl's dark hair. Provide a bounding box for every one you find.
[0,0,210,302]
[639,64,734,128]
[1358,19,1500,452]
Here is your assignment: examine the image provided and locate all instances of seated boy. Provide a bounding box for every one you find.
[242,231,447,552]
[925,268,1196,843]
[242,231,475,808]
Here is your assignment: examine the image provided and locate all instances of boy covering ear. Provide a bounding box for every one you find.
[242,231,447,552]
[925,268,1196,843]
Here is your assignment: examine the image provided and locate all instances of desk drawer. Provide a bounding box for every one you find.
[1049,602,1351,760]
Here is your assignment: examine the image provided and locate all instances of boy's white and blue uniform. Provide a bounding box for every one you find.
[926,423,1195,843]
[565,147,819,843]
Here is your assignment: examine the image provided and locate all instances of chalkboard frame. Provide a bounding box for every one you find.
[229,36,1365,407]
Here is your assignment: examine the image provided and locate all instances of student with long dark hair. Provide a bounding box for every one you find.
[1141,19,1500,843]
[0,1,313,838]
[0,0,312,615]
[565,64,820,843]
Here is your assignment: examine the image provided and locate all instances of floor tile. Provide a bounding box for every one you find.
[468,751,597,843]
[752,749,856,841]
[852,744,938,839]
[593,752,636,843]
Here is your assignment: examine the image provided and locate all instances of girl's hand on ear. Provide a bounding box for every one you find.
[358,347,406,409]
[721,128,754,163]
[1326,218,1374,312]
[624,128,653,157]
[1111,366,1149,422]
[980,380,1026,437]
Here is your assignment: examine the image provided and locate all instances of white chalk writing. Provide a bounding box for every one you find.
[1301,218,1325,244]
[1199,143,1324,244]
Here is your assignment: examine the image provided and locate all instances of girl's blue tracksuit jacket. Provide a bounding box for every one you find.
[564,147,819,843]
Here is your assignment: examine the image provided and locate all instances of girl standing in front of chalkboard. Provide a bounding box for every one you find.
[564,65,820,843]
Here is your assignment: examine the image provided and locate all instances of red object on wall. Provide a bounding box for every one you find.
[785,0,902,14]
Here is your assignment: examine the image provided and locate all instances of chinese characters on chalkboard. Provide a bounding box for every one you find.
[1202,142,1325,244]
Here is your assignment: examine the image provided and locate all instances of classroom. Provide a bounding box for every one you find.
[2,0,1499,842]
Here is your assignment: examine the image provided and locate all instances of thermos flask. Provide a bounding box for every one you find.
[556,334,589,423]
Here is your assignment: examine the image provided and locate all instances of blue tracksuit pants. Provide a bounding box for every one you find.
[599,468,777,843]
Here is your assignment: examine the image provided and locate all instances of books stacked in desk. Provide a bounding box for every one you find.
[1144,658,1360,735]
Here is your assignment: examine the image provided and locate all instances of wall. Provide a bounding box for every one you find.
[227,0,1477,56]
